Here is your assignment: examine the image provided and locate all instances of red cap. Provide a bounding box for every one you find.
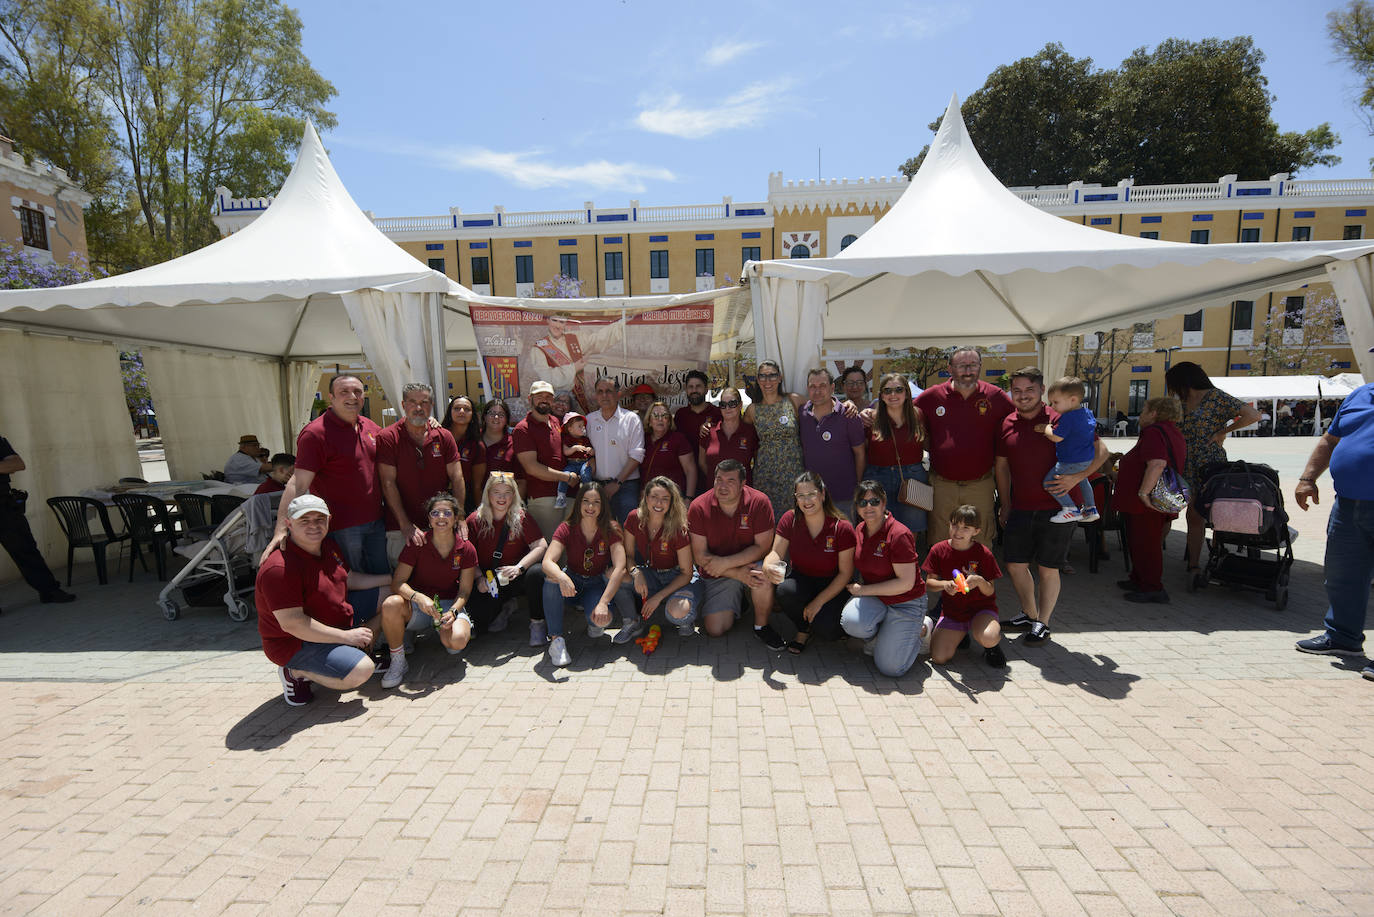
[631,383,656,396]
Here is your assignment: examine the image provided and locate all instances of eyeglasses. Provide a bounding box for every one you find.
[856,497,883,508]
[757,372,780,380]
[951,362,980,371]
[881,387,906,396]
[794,491,821,501]
[429,508,455,517]
[719,400,741,409]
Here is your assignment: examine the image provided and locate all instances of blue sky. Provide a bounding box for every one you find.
[284,0,1374,217]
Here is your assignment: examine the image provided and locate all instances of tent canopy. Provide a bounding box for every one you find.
[1213,375,1339,401]
[746,94,1374,391]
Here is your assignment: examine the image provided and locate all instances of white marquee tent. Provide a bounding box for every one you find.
[745,95,1374,394]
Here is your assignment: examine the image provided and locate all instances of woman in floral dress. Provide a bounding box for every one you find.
[745,360,807,517]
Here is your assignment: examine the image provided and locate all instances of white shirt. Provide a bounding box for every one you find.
[223,450,265,484]
[587,406,645,482]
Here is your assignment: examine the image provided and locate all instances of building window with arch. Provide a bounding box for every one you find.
[789,244,811,259]
[840,234,858,250]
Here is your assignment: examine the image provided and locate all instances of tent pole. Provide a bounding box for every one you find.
[429,293,448,415]
[278,360,293,451]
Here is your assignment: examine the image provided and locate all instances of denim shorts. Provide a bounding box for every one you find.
[637,567,703,610]
[407,597,469,633]
[287,641,368,680]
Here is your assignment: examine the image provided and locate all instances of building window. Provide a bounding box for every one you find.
[515,255,533,284]
[1128,380,1150,416]
[1344,224,1364,240]
[840,233,858,250]
[1140,230,1159,240]
[470,256,490,285]
[695,248,714,277]
[1232,300,1253,330]
[559,253,578,279]
[1291,226,1312,242]
[649,250,669,279]
[1190,229,1210,244]
[790,244,811,259]
[1284,295,1304,329]
[18,206,47,250]
[741,246,761,267]
[604,250,623,281]
[427,257,445,273]
[1183,310,1203,332]
[1241,227,1261,243]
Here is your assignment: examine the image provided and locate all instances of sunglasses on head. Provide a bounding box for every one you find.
[489,471,516,484]
[856,497,883,508]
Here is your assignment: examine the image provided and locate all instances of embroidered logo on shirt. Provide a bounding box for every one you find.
[977,400,989,415]
[874,540,887,557]
[431,443,443,457]
[824,535,835,552]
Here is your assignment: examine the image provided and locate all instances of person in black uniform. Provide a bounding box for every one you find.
[0,435,76,609]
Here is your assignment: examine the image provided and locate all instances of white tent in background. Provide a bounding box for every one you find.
[745,94,1374,394]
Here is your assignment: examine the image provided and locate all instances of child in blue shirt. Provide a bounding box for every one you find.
[1038,377,1100,524]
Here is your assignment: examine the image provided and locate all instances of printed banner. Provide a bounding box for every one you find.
[470,303,715,418]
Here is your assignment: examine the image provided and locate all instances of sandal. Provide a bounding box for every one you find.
[787,633,811,655]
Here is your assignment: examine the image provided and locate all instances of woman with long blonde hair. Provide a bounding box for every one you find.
[466,471,549,645]
[618,476,701,643]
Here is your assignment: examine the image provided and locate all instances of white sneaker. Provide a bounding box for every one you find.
[1078,508,1101,523]
[1049,508,1082,524]
[529,619,548,646]
[863,637,877,656]
[489,599,514,633]
[919,616,933,657]
[548,635,571,667]
[612,616,645,645]
[677,621,695,637]
[381,653,408,689]
[586,621,605,639]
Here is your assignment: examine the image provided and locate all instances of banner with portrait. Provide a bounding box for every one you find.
[470,302,715,418]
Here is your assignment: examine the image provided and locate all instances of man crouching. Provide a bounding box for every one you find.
[256,494,392,706]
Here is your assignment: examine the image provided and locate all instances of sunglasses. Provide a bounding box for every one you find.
[429,508,455,517]
[881,387,906,396]
[794,491,821,501]
[757,372,780,380]
[719,400,741,408]
[856,497,883,508]
[583,546,596,570]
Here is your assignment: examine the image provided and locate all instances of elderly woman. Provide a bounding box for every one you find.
[839,480,932,678]
[757,471,856,654]
[465,471,548,644]
[1116,396,1188,604]
[540,482,636,668]
[619,476,701,643]
[1165,362,1262,571]
[745,360,806,517]
[640,402,697,499]
[377,492,478,688]
[865,371,928,537]
[700,387,758,484]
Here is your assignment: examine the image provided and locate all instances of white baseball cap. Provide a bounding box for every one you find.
[287,494,331,520]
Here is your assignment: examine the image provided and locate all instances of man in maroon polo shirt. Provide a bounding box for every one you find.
[674,370,721,492]
[266,374,389,623]
[377,382,464,562]
[994,366,1108,644]
[516,380,582,543]
[687,459,783,647]
[915,347,1014,545]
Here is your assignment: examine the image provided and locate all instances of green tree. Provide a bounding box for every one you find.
[1330,0,1374,169]
[1246,293,1348,375]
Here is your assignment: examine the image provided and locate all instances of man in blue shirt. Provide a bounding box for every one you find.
[1294,377,1374,679]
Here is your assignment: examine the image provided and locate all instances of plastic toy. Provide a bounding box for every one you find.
[951,569,971,594]
[635,624,662,654]
[485,569,499,600]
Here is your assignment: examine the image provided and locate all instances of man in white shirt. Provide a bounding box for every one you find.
[224,434,270,484]
[586,376,645,523]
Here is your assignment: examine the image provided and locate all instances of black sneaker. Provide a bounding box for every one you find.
[278,666,314,706]
[755,624,786,651]
[1004,612,1033,628]
[984,643,1007,668]
[40,589,76,603]
[1025,621,1050,644]
[1124,590,1170,604]
[1116,580,1139,591]
[1363,663,1374,682]
[1295,634,1364,657]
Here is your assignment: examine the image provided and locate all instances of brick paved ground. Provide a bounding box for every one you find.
[2,438,1372,915]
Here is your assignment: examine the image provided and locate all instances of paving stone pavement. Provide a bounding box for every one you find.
[2,438,1372,915]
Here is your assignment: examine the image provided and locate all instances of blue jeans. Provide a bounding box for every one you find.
[608,478,640,524]
[542,571,636,637]
[841,593,929,677]
[1323,496,1374,648]
[869,463,928,533]
[1044,459,1096,512]
[557,461,593,499]
[636,566,702,626]
[329,518,388,625]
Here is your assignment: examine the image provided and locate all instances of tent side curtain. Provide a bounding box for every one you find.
[1039,335,1073,389]
[749,276,826,395]
[287,360,323,445]
[143,348,285,481]
[1324,257,1374,380]
[0,330,139,582]
[340,289,448,412]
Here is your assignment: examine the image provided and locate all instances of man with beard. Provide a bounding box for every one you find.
[674,370,721,496]
[376,382,464,563]
[516,380,583,538]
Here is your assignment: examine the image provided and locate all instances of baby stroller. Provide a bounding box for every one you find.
[1186,461,1294,609]
[156,491,282,621]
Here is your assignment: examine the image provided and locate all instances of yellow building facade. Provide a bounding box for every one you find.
[0,135,91,266]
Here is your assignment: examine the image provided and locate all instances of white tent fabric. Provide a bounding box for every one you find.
[1325,372,1368,397]
[1212,375,1332,401]
[746,94,1374,392]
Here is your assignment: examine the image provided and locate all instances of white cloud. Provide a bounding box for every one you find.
[704,39,763,67]
[839,5,971,40]
[438,147,676,193]
[635,81,790,139]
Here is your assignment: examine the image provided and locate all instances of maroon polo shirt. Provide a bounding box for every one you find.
[854,513,924,605]
[687,485,774,577]
[1116,421,1186,516]
[775,509,856,578]
[866,420,924,468]
[256,537,353,667]
[465,510,544,568]
[376,421,459,530]
[253,478,286,496]
[398,536,479,600]
[922,540,1001,621]
[641,431,693,495]
[513,412,563,500]
[455,436,482,504]
[625,509,691,570]
[915,380,1014,480]
[701,422,758,484]
[675,404,722,447]
[996,406,1062,512]
[552,521,617,576]
[294,408,384,529]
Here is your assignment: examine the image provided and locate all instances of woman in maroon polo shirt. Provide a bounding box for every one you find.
[839,480,932,678]
[640,402,696,498]
[759,471,856,654]
[866,372,929,538]
[700,388,758,484]
[443,395,485,511]
[540,482,636,668]
[1116,397,1188,605]
[376,492,478,688]
[619,476,701,643]
[478,399,525,500]
[465,471,548,646]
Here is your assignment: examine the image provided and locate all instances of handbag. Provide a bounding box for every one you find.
[893,425,933,511]
[1146,428,1190,515]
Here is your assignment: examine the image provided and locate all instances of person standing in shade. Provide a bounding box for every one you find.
[674,370,722,478]
[1294,379,1374,677]
[478,400,522,498]
[585,376,645,523]
[442,394,485,512]
[799,368,866,518]
[745,359,806,518]
[915,348,1014,545]
[0,434,75,607]
[515,380,582,541]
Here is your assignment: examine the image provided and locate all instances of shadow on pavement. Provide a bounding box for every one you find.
[225,694,368,751]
